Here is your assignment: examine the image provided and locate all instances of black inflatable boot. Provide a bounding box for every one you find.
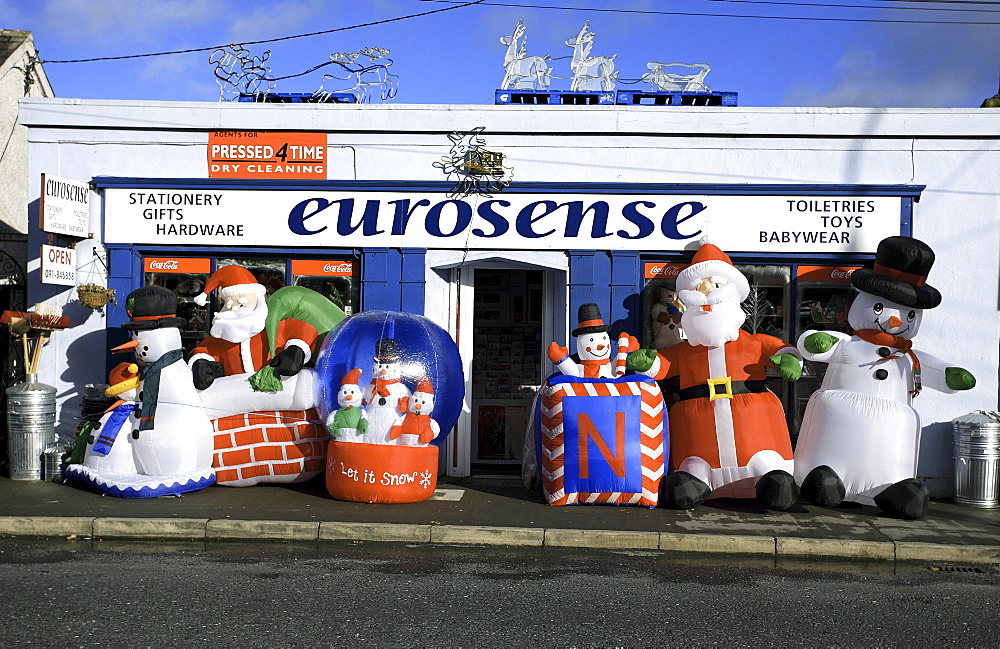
[800,465,846,508]
[874,478,929,520]
[755,469,799,510]
[662,471,712,510]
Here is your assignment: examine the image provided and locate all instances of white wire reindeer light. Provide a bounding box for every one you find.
[312,47,399,103]
[565,21,617,92]
[499,20,552,91]
[642,62,712,93]
[209,44,276,101]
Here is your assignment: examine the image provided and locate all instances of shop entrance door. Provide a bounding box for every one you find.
[469,268,546,474]
[434,252,567,478]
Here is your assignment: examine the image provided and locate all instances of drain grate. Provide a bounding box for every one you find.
[924,565,987,574]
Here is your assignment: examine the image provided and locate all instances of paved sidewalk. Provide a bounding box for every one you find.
[2,475,1000,565]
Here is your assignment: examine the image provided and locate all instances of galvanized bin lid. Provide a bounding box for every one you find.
[953,411,1000,433]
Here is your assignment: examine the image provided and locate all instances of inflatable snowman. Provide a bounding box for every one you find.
[66,286,216,497]
[361,337,412,444]
[389,375,441,445]
[547,303,629,378]
[325,368,368,441]
[795,236,976,519]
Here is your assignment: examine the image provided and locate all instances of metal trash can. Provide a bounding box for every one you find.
[42,444,68,483]
[952,411,1000,508]
[6,374,57,480]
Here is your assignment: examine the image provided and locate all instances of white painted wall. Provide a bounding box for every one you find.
[19,99,1000,495]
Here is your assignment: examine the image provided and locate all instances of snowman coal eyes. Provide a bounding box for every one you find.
[907,310,915,322]
[873,303,883,315]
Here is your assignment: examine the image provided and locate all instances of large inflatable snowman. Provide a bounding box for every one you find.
[66,286,216,497]
[361,337,412,444]
[795,236,976,519]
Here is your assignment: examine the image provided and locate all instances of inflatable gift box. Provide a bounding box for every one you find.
[537,375,666,507]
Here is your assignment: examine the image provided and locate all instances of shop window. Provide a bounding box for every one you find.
[217,257,286,296]
[290,259,358,316]
[143,257,211,353]
[791,266,860,435]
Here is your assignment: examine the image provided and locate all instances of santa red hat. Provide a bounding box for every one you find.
[415,375,434,394]
[341,368,362,386]
[193,265,266,306]
[676,237,750,301]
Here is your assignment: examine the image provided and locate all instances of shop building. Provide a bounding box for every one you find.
[19,98,1000,495]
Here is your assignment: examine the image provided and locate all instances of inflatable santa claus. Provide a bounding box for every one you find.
[627,238,803,510]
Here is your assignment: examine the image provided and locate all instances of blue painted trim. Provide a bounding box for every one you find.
[400,248,427,315]
[90,177,926,198]
[609,250,641,337]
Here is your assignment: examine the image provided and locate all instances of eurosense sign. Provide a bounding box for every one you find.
[101,185,911,253]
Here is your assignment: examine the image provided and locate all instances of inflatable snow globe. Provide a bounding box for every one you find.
[314,310,463,503]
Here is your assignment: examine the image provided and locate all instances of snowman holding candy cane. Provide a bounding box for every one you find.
[795,236,976,520]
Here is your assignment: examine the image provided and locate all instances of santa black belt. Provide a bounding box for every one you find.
[678,379,768,402]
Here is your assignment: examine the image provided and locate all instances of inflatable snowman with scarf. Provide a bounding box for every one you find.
[795,236,976,519]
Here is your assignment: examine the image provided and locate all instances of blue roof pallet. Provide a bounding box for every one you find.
[615,90,738,107]
[495,89,617,105]
[237,92,358,104]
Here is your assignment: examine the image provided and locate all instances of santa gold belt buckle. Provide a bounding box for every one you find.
[707,377,733,401]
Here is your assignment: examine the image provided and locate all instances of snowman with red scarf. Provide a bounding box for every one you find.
[795,236,976,520]
[362,337,412,444]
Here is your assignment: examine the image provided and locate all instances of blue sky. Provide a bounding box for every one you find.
[2,0,999,107]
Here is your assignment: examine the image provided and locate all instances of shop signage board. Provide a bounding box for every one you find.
[796,265,860,282]
[40,244,76,286]
[40,174,90,237]
[207,132,327,180]
[143,257,212,274]
[290,259,354,276]
[103,188,904,254]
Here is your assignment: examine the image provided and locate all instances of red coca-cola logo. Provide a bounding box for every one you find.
[648,264,683,277]
[149,260,179,270]
[323,263,353,274]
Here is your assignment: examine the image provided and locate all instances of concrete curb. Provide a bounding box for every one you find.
[1,516,998,564]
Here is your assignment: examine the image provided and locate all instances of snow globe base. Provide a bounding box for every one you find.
[325,442,439,503]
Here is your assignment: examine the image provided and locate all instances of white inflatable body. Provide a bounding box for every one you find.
[66,327,216,497]
[362,379,411,444]
[197,368,317,419]
[794,293,957,506]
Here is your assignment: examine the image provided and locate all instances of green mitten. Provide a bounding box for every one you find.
[358,418,368,435]
[804,331,838,355]
[769,353,802,381]
[626,348,659,372]
[945,367,976,391]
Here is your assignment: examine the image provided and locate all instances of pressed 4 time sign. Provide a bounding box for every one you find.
[207,131,327,180]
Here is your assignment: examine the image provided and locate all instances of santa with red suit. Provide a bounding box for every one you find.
[626,238,803,510]
[187,265,320,414]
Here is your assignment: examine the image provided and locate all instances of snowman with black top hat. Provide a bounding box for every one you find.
[795,236,976,520]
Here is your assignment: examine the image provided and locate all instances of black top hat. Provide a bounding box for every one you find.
[851,236,941,310]
[374,337,400,362]
[121,286,188,331]
[572,302,611,337]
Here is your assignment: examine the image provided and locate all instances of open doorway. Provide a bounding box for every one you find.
[469,269,545,474]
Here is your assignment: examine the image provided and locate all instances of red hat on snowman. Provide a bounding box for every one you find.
[341,368,363,386]
[676,237,750,301]
[414,375,434,394]
[193,265,266,306]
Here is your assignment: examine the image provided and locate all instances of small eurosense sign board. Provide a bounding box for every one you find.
[40,174,90,237]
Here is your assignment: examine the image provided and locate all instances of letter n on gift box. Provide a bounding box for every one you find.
[538,376,666,507]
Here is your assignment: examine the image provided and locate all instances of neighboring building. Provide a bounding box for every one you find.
[0,30,53,289]
[16,98,1000,496]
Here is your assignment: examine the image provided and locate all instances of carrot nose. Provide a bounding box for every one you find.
[111,340,138,353]
[887,316,903,328]
[345,394,353,401]
[597,344,605,351]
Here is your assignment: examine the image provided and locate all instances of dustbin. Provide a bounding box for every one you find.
[6,374,57,480]
[952,411,1000,508]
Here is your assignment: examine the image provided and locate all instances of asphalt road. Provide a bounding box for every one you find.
[1,537,999,647]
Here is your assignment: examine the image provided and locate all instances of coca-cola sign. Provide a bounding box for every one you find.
[644,263,688,279]
[149,259,179,270]
[796,265,861,283]
[291,259,354,276]
[143,257,211,274]
[323,262,353,274]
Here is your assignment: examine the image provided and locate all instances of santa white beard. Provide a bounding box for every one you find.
[678,284,746,348]
[210,300,268,343]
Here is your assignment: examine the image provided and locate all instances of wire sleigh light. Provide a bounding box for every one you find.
[209,44,399,103]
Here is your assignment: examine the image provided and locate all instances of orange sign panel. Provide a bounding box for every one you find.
[291,260,354,276]
[208,131,327,179]
[144,257,211,274]
[796,265,860,283]
[644,262,689,279]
